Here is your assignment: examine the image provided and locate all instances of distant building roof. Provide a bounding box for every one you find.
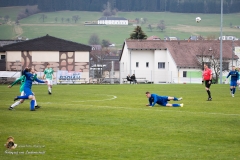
[3,34,91,52]
[147,36,161,40]
[91,45,102,51]
[0,40,25,47]
[120,40,240,68]
[98,17,127,21]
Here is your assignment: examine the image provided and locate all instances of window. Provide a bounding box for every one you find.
[146,62,149,68]
[136,62,139,68]
[1,55,5,59]
[183,71,187,77]
[158,62,165,69]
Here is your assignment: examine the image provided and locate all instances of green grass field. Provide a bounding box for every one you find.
[0,6,240,46]
[0,84,239,160]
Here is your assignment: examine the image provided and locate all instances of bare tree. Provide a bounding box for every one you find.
[88,33,100,45]
[4,15,9,22]
[66,18,70,23]
[147,24,154,32]
[103,10,112,16]
[15,20,20,25]
[157,20,166,32]
[72,15,80,23]
[196,45,229,83]
[55,17,58,23]
[135,18,139,24]
[102,39,110,48]
[39,14,47,22]
[61,17,64,23]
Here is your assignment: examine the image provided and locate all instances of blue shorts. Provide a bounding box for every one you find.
[230,81,237,87]
[24,88,33,96]
[157,96,169,106]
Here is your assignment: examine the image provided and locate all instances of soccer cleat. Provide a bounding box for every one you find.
[178,97,183,101]
[207,98,212,101]
[8,106,13,110]
[35,105,41,109]
[30,109,36,111]
[14,97,18,101]
[180,103,184,107]
[232,94,234,97]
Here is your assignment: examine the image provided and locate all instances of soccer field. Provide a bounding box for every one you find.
[0,84,239,160]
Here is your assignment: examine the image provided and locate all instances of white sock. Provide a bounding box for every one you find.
[48,86,51,93]
[35,100,37,106]
[11,101,21,108]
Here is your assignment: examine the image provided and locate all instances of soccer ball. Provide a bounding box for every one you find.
[196,17,201,23]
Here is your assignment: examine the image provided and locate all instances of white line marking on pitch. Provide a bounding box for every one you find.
[72,95,117,102]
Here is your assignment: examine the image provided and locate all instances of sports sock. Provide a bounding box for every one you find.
[34,100,37,106]
[230,88,233,93]
[17,95,29,99]
[233,88,236,94]
[173,97,178,101]
[11,101,21,108]
[48,86,51,93]
[30,100,35,110]
[172,104,180,107]
[207,90,211,98]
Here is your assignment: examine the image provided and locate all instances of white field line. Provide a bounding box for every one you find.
[72,95,117,102]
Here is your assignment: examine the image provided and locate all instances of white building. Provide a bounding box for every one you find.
[119,40,240,84]
[98,17,128,25]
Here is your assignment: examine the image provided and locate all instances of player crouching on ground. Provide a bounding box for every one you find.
[145,91,183,107]
[14,67,47,111]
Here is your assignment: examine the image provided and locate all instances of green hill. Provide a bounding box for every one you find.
[0,6,240,46]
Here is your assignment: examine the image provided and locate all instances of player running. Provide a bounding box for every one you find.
[8,73,41,110]
[14,67,47,111]
[225,66,239,97]
[145,92,183,107]
[43,63,54,95]
[202,64,213,101]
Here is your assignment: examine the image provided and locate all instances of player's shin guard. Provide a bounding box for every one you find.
[233,88,236,94]
[17,95,29,99]
[30,100,35,110]
[207,90,211,98]
[172,104,180,107]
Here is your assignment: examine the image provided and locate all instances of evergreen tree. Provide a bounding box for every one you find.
[129,26,147,40]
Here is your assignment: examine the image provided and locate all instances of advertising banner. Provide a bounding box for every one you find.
[57,71,82,84]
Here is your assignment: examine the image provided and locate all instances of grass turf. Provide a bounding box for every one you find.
[0,84,240,160]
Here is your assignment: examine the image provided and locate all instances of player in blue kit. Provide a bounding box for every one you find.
[225,66,239,97]
[145,92,183,107]
[14,67,47,111]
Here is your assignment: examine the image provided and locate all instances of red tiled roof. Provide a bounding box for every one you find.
[121,40,240,68]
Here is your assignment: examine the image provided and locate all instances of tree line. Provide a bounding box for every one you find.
[0,0,240,13]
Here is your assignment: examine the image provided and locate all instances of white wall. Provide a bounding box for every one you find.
[32,51,59,62]
[6,51,21,62]
[75,51,89,62]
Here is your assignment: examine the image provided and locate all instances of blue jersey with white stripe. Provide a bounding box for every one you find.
[227,70,239,81]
